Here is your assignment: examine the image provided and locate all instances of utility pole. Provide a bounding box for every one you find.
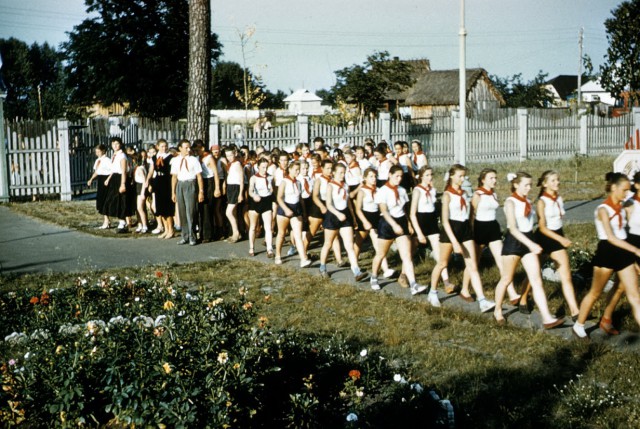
[577,27,584,109]
[458,0,467,165]
[37,84,43,121]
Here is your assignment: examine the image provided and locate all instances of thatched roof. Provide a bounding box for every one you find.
[385,59,431,101]
[404,68,503,106]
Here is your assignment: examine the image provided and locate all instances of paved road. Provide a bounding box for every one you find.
[1,199,639,350]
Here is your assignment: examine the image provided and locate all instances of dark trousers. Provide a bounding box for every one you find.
[176,180,198,243]
[198,177,215,241]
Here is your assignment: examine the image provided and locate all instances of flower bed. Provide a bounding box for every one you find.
[0,273,452,427]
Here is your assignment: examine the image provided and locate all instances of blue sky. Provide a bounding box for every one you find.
[0,0,624,93]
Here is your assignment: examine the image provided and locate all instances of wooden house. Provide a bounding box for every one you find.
[403,68,504,119]
[543,75,580,108]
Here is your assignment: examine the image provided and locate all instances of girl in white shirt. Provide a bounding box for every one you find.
[493,172,563,329]
[574,172,640,338]
[248,158,274,258]
[87,143,112,229]
[318,163,366,282]
[133,151,149,233]
[370,165,427,296]
[224,146,244,243]
[430,164,495,312]
[103,137,130,232]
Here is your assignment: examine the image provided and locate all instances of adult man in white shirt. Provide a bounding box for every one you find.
[171,139,204,245]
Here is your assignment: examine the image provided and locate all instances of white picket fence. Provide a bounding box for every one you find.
[1,108,639,201]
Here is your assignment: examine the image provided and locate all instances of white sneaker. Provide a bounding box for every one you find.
[479,299,496,313]
[427,291,441,306]
[135,225,143,233]
[300,259,312,268]
[411,284,428,296]
[383,269,396,279]
[152,227,163,235]
[370,278,381,291]
[287,246,297,257]
[572,323,587,338]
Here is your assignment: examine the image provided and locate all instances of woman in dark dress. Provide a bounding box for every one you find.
[146,139,175,239]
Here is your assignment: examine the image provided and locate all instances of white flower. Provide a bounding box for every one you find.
[217,352,229,364]
[355,389,364,397]
[360,349,367,357]
[86,320,106,335]
[393,374,407,384]
[4,332,28,345]
[109,276,116,281]
[133,316,154,328]
[154,315,167,327]
[177,310,185,317]
[346,413,358,422]
[134,297,140,302]
[108,316,130,326]
[58,324,82,336]
[24,352,31,360]
[30,329,50,340]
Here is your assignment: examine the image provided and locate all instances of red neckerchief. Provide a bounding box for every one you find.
[313,168,322,176]
[446,185,467,211]
[199,151,211,162]
[603,196,623,229]
[416,184,433,202]
[284,175,299,195]
[362,183,376,198]
[301,176,311,195]
[413,151,424,165]
[633,194,640,204]
[292,153,300,161]
[179,156,189,172]
[477,186,498,202]
[511,192,532,217]
[348,161,359,170]
[385,181,400,204]
[226,159,239,172]
[156,154,165,168]
[542,191,563,218]
[320,174,332,183]
[330,180,347,200]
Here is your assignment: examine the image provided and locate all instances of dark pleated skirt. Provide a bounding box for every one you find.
[154,174,174,217]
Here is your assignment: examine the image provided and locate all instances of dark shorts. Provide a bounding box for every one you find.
[502,231,535,257]
[473,219,502,246]
[96,175,109,214]
[592,240,635,271]
[628,234,640,265]
[416,211,440,236]
[535,228,566,255]
[136,182,148,197]
[249,194,273,214]
[277,201,303,218]
[440,219,473,244]
[227,184,241,204]
[356,210,380,232]
[301,198,312,231]
[308,199,325,219]
[378,215,410,240]
[323,207,353,230]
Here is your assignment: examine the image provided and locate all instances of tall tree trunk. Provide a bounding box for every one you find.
[186,0,210,144]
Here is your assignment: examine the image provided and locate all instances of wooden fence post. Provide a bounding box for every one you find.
[297,115,309,143]
[209,113,219,149]
[0,105,9,202]
[452,110,460,164]
[579,108,588,155]
[57,119,72,201]
[634,107,640,140]
[380,112,391,143]
[517,108,528,161]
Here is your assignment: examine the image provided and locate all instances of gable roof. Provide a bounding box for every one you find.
[284,89,322,103]
[386,59,431,101]
[545,75,580,100]
[404,68,503,105]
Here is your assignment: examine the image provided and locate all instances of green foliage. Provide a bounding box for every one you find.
[599,0,640,105]
[490,71,554,108]
[62,0,222,119]
[0,38,67,120]
[211,61,245,109]
[332,51,413,120]
[0,273,448,427]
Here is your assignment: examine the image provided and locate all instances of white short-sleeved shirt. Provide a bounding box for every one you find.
[345,163,362,187]
[412,152,428,172]
[329,181,349,211]
[506,195,535,233]
[94,155,112,176]
[375,184,409,218]
[253,174,273,198]
[134,164,147,184]
[171,155,202,181]
[216,157,226,180]
[110,151,127,175]
[397,153,411,173]
[539,194,565,231]
[274,167,287,187]
[200,154,215,179]
[474,189,500,222]
[446,188,470,222]
[226,160,243,185]
[377,159,392,181]
[360,186,378,213]
[595,201,627,240]
[282,177,301,204]
[358,158,372,172]
[414,185,437,213]
[317,175,331,201]
[628,197,640,236]
[298,174,313,199]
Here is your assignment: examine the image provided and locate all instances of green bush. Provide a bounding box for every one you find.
[0,273,451,428]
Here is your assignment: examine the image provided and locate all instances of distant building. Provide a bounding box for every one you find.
[543,75,580,107]
[283,89,327,115]
[580,79,616,106]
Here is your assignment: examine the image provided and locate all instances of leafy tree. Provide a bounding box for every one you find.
[599,0,640,105]
[490,71,554,108]
[211,61,245,109]
[332,51,413,120]
[0,38,67,120]
[63,0,222,119]
[262,89,286,109]
[315,88,336,107]
[186,0,210,142]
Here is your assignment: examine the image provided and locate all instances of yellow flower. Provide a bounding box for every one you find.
[209,298,224,307]
[55,345,64,355]
[233,363,241,370]
[242,302,253,310]
[163,300,174,310]
[162,362,172,374]
[217,352,229,364]
[238,286,247,296]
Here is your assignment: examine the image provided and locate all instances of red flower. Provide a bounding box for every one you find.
[155,271,163,278]
[349,370,361,380]
[40,291,51,306]
[30,296,39,305]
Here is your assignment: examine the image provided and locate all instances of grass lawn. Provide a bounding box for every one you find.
[3,254,640,428]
